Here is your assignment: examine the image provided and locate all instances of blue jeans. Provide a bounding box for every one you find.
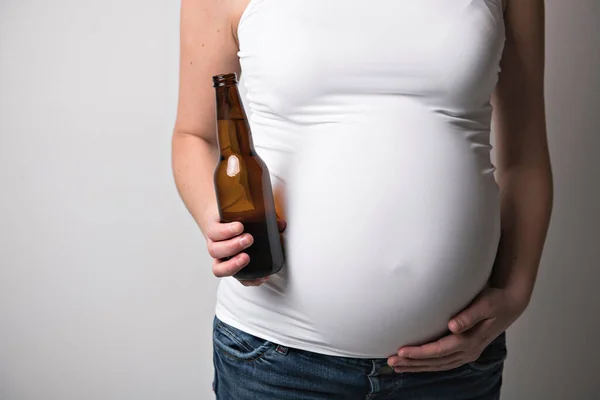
[212,316,506,399]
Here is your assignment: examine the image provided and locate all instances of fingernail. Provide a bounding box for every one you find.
[231,223,243,234]
[239,235,252,247]
[237,254,248,267]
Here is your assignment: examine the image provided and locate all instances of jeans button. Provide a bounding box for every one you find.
[379,365,394,374]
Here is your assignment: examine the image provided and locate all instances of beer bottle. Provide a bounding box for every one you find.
[212,72,285,280]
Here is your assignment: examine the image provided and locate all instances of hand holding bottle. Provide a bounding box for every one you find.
[205,205,286,286]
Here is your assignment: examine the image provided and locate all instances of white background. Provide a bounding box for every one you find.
[1,1,599,399]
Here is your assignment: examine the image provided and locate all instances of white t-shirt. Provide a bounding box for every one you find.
[216,0,505,358]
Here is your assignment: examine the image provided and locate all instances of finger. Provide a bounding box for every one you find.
[277,219,287,232]
[239,277,269,287]
[212,253,250,278]
[207,234,253,259]
[449,293,495,334]
[388,352,464,368]
[398,334,464,360]
[206,221,244,242]
[394,360,464,373]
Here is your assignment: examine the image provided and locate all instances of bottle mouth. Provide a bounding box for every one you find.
[213,73,238,87]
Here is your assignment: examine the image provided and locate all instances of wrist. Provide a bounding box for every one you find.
[490,259,538,312]
[496,280,533,316]
[197,203,218,239]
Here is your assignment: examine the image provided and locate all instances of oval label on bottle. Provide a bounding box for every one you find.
[226,155,241,177]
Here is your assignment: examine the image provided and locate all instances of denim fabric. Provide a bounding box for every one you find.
[212,316,506,399]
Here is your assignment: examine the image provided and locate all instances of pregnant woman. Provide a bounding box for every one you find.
[172,0,553,398]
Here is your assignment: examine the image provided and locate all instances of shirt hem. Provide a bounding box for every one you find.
[214,305,389,360]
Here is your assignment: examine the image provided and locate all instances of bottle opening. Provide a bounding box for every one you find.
[213,73,238,87]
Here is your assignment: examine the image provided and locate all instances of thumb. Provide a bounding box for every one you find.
[449,294,494,334]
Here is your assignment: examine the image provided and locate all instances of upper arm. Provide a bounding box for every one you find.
[492,0,549,169]
[173,0,244,144]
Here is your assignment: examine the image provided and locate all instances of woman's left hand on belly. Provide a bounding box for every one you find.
[387,287,527,373]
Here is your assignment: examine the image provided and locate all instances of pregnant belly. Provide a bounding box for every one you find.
[281,110,501,357]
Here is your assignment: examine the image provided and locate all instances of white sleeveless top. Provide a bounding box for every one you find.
[215,0,505,358]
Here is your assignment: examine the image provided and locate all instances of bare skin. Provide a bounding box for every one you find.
[172,0,279,287]
[172,0,552,371]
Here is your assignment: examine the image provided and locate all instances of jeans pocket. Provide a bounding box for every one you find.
[466,331,507,373]
[213,317,276,362]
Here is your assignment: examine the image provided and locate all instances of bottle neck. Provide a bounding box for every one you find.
[215,85,256,156]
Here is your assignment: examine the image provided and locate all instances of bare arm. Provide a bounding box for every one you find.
[171,0,242,235]
[173,0,272,285]
[491,0,553,307]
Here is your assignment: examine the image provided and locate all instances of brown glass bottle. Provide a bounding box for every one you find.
[212,73,284,280]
